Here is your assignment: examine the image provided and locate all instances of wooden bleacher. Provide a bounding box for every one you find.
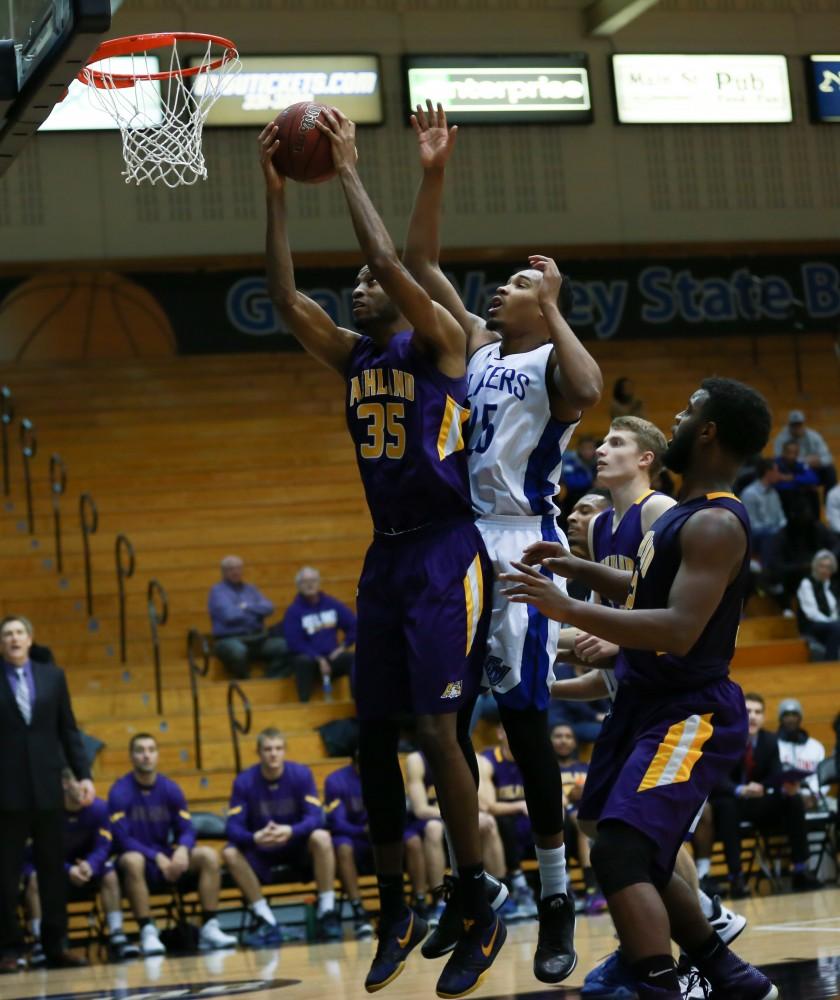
[1,330,838,921]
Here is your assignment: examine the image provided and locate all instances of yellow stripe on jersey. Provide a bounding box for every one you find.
[436,395,469,462]
[706,492,740,502]
[110,812,125,822]
[100,828,113,840]
[637,714,714,792]
[227,805,243,816]
[305,795,322,807]
[463,553,484,655]
[325,799,340,814]
[179,810,191,820]
[633,489,654,505]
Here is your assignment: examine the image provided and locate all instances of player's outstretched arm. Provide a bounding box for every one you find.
[551,668,609,702]
[317,108,465,374]
[259,124,360,375]
[403,103,494,355]
[531,255,602,418]
[521,540,632,605]
[502,506,747,656]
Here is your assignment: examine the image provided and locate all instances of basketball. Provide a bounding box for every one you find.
[271,102,337,184]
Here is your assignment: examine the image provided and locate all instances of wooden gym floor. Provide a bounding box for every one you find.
[11,887,840,1000]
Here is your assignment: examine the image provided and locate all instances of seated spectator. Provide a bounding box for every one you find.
[796,550,840,661]
[764,498,838,611]
[560,436,599,519]
[208,556,289,679]
[548,663,609,744]
[478,727,538,920]
[775,409,837,498]
[828,482,840,540]
[609,376,645,420]
[551,723,606,914]
[324,751,426,935]
[281,567,355,702]
[222,728,339,944]
[650,467,676,499]
[109,734,235,956]
[709,693,820,898]
[24,768,137,965]
[777,699,829,809]
[774,441,821,520]
[405,750,446,917]
[740,458,787,567]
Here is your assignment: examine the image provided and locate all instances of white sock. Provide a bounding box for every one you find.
[696,858,711,880]
[698,889,714,918]
[511,870,528,891]
[106,910,124,934]
[30,918,41,940]
[535,844,567,899]
[318,890,336,916]
[250,898,276,926]
[444,827,459,876]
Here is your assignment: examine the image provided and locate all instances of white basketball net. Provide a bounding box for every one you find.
[81,39,241,187]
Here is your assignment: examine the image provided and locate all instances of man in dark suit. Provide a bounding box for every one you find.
[710,691,820,898]
[0,615,95,972]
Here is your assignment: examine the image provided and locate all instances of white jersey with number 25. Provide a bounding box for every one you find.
[466,341,579,517]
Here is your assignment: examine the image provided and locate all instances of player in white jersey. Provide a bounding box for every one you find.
[404,103,602,985]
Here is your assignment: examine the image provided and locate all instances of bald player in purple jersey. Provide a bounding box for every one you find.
[259,111,504,998]
[501,378,778,1000]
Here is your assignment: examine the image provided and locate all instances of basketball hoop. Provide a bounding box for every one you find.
[79,32,241,187]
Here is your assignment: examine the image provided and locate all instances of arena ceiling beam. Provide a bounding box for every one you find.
[585,0,661,35]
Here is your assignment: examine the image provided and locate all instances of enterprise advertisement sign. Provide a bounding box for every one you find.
[612,54,792,124]
[403,55,592,124]
[808,55,840,122]
[192,55,383,125]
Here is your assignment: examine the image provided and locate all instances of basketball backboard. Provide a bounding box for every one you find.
[0,0,111,175]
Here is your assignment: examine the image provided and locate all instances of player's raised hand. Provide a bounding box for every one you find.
[529,255,564,309]
[315,107,358,172]
[500,560,570,620]
[258,123,285,196]
[410,100,458,171]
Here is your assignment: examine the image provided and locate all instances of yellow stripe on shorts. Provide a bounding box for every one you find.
[437,395,469,461]
[463,554,484,655]
[637,713,714,792]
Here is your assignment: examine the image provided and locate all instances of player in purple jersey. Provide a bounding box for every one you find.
[223,728,339,945]
[325,753,429,936]
[501,378,778,1000]
[109,734,235,957]
[403,102,602,988]
[23,768,138,965]
[260,113,505,997]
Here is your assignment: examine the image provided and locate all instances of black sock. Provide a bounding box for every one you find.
[691,931,724,962]
[202,910,217,924]
[459,863,492,925]
[583,866,598,893]
[138,918,152,930]
[630,955,679,991]
[377,875,406,924]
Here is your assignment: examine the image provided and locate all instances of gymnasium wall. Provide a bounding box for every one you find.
[2,0,840,263]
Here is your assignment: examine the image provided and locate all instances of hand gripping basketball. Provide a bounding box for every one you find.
[270,101,346,184]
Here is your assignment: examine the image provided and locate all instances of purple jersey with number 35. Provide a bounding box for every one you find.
[345,331,473,534]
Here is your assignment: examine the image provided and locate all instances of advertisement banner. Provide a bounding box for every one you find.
[808,55,840,122]
[0,252,838,360]
[612,54,792,124]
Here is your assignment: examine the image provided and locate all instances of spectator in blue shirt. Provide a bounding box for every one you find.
[222,727,340,945]
[740,458,787,567]
[775,441,821,520]
[208,556,289,679]
[281,567,355,702]
[109,734,236,956]
[559,435,599,519]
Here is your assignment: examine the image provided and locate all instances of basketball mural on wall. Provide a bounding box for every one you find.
[0,271,177,361]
